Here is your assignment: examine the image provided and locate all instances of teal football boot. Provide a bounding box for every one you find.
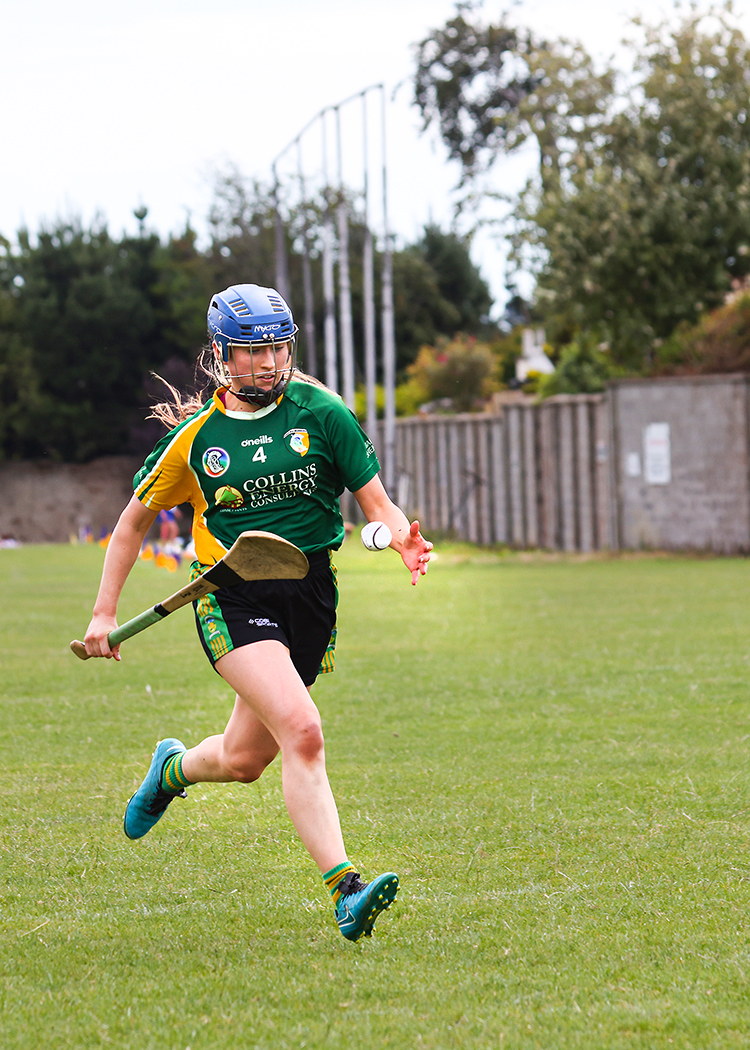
[124,738,187,840]
[334,871,399,941]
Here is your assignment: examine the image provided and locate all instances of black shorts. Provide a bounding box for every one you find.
[192,550,338,686]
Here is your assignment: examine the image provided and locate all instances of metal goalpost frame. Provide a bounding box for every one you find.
[321,111,339,393]
[361,90,378,448]
[270,82,397,490]
[335,105,356,412]
[271,164,291,306]
[296,139,318,378]
[380,84,397,494]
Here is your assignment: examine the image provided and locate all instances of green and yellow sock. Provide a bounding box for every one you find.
[161,752,194,793]
[323,862,357,905]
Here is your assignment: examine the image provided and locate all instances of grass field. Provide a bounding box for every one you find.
[2,538,750,1049]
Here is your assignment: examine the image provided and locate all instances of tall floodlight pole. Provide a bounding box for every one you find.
[380,85,397,494]
[362,90,378,445]
[296,139,317,378]
[336,107,356,412]
[272,163,290,305]
[321,111,339,393]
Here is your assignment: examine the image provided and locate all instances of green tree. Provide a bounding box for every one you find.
[206,169,280,292]
[0,240,42,460]
[155,223,215,360]
[391,247,461,370]
[517,7,750,367]
[414,5,612,194]
[416,224,493,332]
[415,3,750,370]
[5,218,171,461]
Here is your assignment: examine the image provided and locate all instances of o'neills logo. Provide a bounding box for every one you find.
[285,429,310,457]
[202,447,230,477]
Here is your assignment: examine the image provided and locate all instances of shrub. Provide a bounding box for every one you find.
[406,335,497,412]
[538,334,615,397]
[654,292,750,375]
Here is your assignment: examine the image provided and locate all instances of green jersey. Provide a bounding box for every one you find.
[134,380,380,563]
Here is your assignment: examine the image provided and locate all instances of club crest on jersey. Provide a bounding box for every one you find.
[285,429,310,457]
[203,447,230,477]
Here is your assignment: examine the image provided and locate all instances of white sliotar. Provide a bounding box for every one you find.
[361,521,392,551]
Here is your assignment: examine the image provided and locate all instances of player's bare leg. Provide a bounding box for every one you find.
[180,697,280,783]
[212,641,347,874]
[122,640,397,939]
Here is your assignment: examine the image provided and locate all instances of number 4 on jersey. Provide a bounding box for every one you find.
[253,446,267,464]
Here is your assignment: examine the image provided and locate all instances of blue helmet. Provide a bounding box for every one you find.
[208,284,297,361]
[207,284,299,406]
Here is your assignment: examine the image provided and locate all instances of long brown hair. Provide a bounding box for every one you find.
[148,346,327,429]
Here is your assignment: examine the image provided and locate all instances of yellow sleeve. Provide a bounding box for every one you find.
[133,414,206,512]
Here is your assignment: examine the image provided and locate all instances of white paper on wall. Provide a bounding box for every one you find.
[644,422,671,484]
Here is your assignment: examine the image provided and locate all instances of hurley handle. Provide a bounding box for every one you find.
[69,606,168,660]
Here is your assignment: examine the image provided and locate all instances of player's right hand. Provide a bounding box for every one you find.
[84,613,121,660]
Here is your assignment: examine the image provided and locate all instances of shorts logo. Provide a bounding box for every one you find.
[285,429,310,457]
[214,485,245,509]
[205,617,221,637]
[203,447,230,477]
[248,617,279,627]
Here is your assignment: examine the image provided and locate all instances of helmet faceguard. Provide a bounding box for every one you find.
[207,284,299,408]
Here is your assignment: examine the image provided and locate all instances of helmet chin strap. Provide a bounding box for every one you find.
[233,380,286,408]
[229,360,295,408]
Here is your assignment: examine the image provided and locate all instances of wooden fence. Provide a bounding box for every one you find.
[372,394,614,551]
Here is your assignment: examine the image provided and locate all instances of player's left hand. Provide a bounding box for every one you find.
[401,520,433,586]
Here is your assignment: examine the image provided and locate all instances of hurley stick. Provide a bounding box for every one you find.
[70,531,308,660]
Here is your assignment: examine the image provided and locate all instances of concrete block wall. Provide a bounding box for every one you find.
[0,457,141,544]
[609,375,750,553]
